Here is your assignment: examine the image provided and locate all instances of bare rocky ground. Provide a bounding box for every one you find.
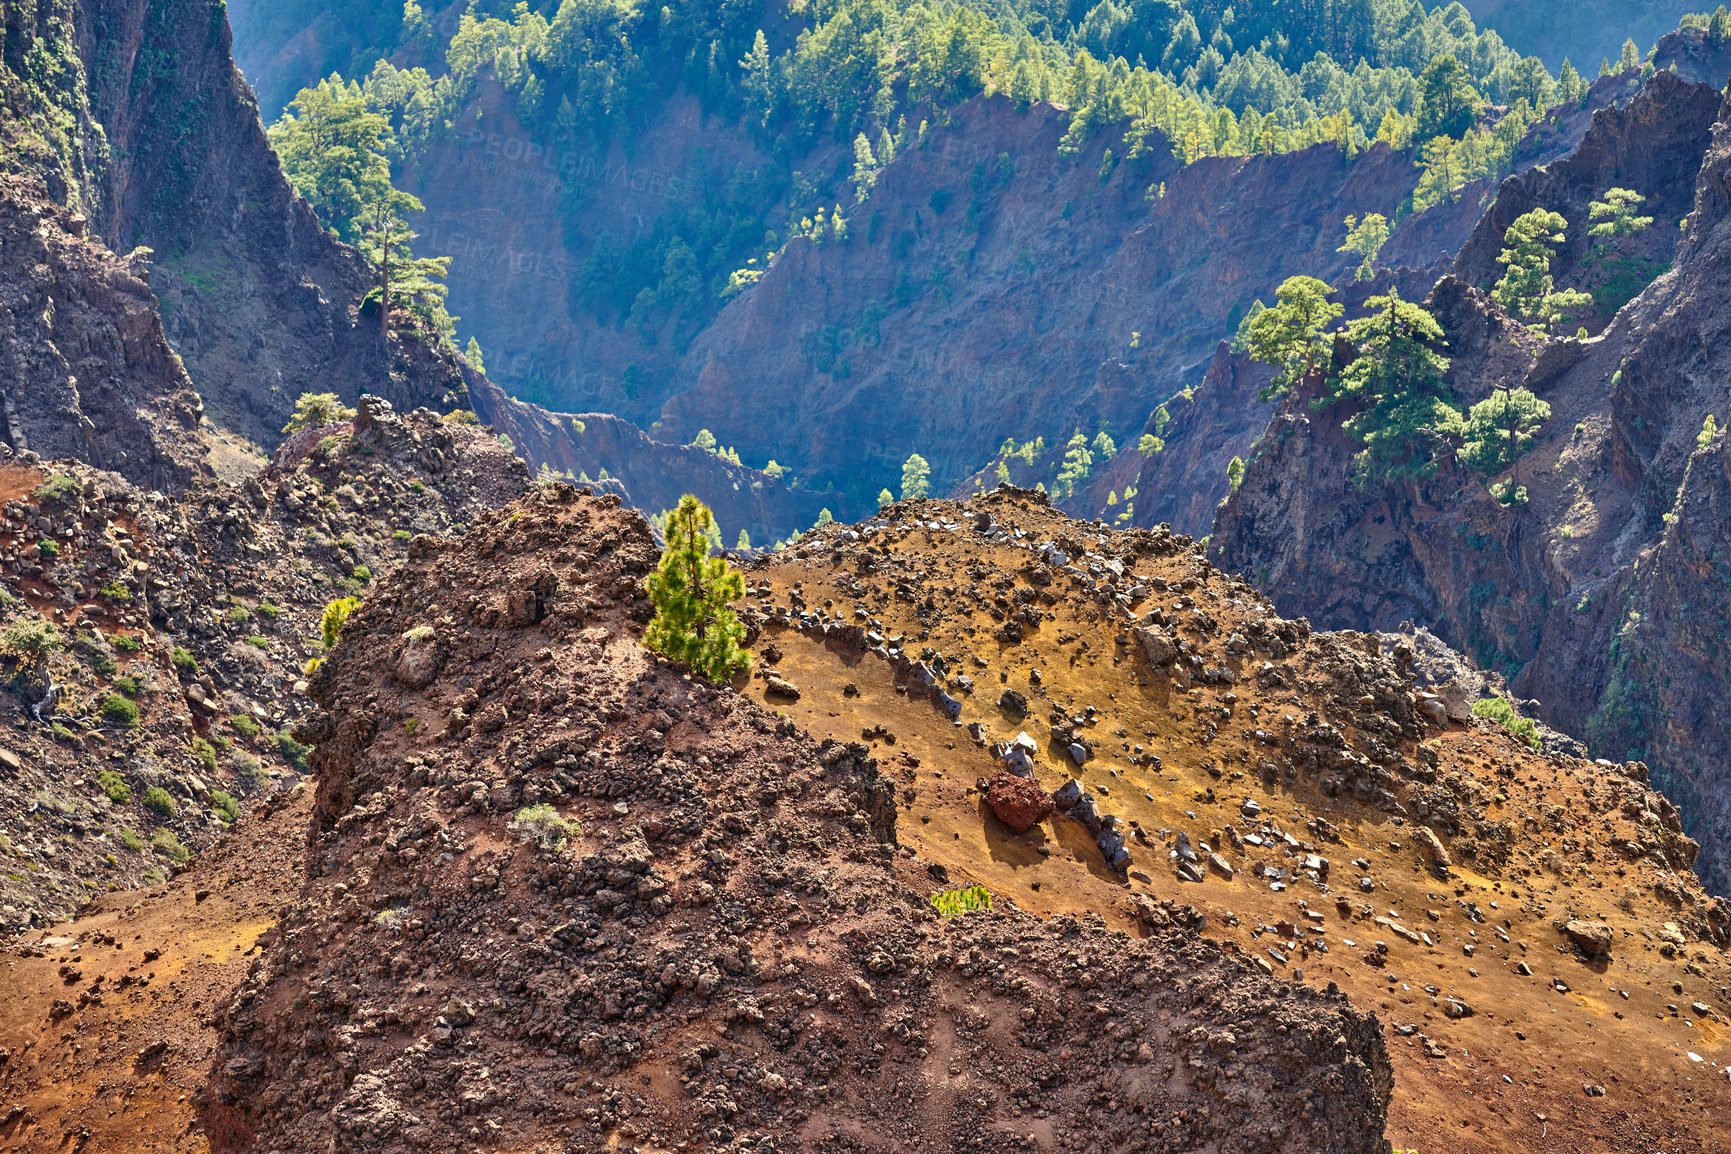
[194,486,1391,1154]
[735,488,1731,1154]
[0,401,526,937]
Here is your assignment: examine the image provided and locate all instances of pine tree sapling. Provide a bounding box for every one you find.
[644,496,750,683]
[1226,456,1245,490]
[1339,214,1391,281]
[901,454,931,500]
[1243,276,1343,400]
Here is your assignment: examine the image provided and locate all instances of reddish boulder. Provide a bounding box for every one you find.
[987,772,1054,833]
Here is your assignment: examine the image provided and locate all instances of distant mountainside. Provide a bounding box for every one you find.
[1460,0,1699,69]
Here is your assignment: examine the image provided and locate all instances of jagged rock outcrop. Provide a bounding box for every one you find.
[204,486,1393,1154]
[0,174,205,490]
[1212,71,1731,893]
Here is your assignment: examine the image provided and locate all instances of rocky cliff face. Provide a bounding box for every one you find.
[0,0,472,448]
[0,174,205,490]
[1211,72,1731,894]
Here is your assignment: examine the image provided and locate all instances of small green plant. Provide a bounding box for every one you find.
[393,529,413,542]
[210,790,239,823]
[171,647,198,674]
[150,828,190,865]
[931,884,993,917]
[99,693,140,728]
[305,596,362,674]
[100,582,132,603]
[408,479,426,492]
[227,605,250,624]
[112,675,140,697]
[191,737,218,775]
[4,619,63,656]
[229,714,261,739]
[140,786,175,816]
[403,624,435,642]
[404,717,419,735]
[112,633,143,654]
[1471,696,1541,750]
[35,473,81,504]
[644,497,749,683]
[117,828,144,853]
[282,392,356,434]
[37,539,58,559]
[245,635,270,649]
[97,769,130,804]
[510,803,576,852]
[352,565,372,583]
[275,731,311,770]
[231,749,265,782]
[256,601,280,620]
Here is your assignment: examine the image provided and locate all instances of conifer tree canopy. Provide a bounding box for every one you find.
[644,496,750,683]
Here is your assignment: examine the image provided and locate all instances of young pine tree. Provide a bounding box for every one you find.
[1493,209,1593,330]
[1325,290,1464,487]
[1339,214,1391,281]
[1458,386,1551,502]
[644,496,749,683]
[901,454,931,500]
[1588,188,1654,254]
[1243,275,1344,400]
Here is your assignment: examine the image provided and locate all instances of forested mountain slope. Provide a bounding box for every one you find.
[232,0,1609,511]
[1210,57,1731,894]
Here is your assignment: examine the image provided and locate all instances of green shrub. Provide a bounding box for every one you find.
[191,737,218,775]
[150,828,190,864]
[112,675,139,698]
[99,693,139,727]
[3,619,62,656]
[35,473,81,504]
[931,884,993,917]
[171,647,198,674]
[140,786,175,816]
[117,828,143,853]
[89,650,118,676]
[245,635,270,649]
[210,790,239,823]
[275,732,310,771]
[227,605,250,623]
[510,803,576,852]
[352,565,372,583]
[408,480,426,492]
[100,582,131,603]
[1471,696,1541,750]
[229,714,261,739]
[231,749,265,782]
[112,633,143,653]
[97,769,130,804]
[392,529,413,542]
[256,601,280,620]
[37,539,58,559]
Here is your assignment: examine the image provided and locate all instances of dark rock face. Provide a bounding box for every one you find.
[0,0,473,446]
[1211,72,1731,893]
[0,175,205,490]
[205,488,1393,1154]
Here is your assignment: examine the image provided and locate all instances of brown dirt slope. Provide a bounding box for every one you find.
[203,486,1391,1154]
[1209,73,1731,896]
[737,487,1731,1154]
[0,785,309,1154]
